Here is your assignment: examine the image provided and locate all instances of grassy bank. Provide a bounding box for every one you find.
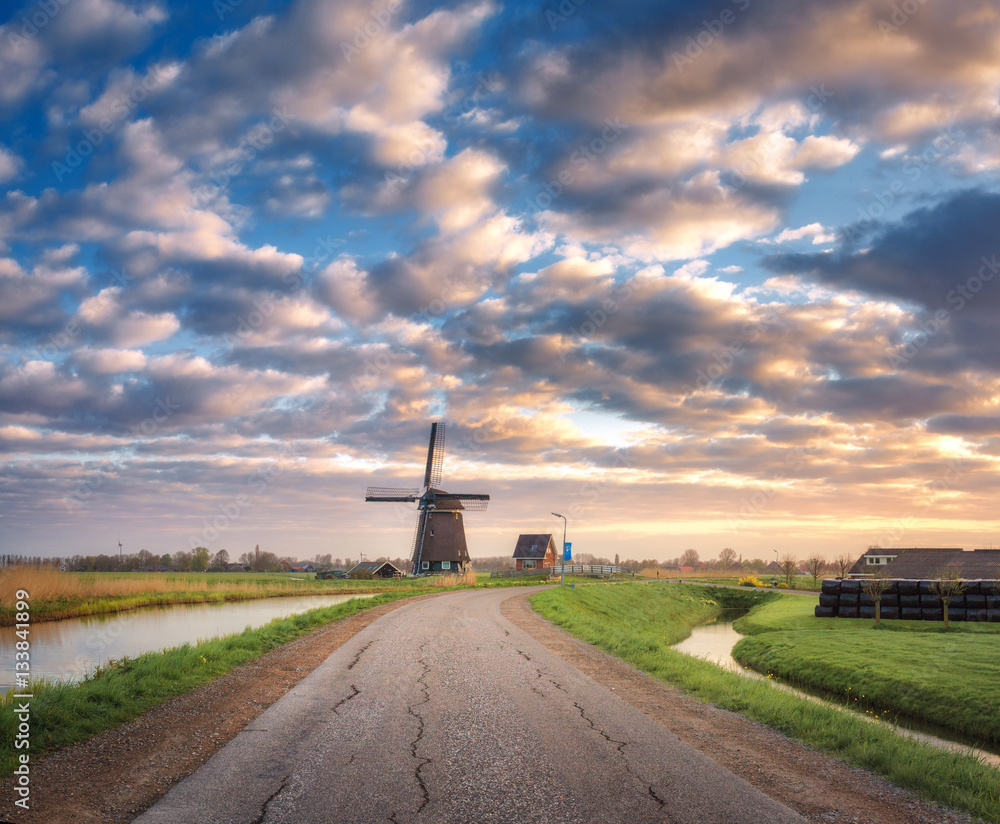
[0,567,486,625]
[732,592,1000,744]
[532,582,1000,823]
[0,590,420,774]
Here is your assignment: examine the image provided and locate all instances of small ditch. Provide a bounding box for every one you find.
[674,613,1000,769]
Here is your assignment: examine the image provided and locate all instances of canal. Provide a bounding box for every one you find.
[675,616,1000,768]
[0,593,373,695]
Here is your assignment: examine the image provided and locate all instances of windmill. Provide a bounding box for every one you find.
[365,422,490,575]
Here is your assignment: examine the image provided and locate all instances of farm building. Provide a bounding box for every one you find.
[349,560,402,578]
[846,547,1000,578]
[512,534,556,571]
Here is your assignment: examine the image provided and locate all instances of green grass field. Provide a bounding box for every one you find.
[531,582,1000,823]
[732,592,1000,743]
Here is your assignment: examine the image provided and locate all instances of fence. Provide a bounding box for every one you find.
[551,564,628,577]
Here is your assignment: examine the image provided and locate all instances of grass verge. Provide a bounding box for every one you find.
[732,591,1000,744]
[532,582,1000,824]
[0,591,415,775]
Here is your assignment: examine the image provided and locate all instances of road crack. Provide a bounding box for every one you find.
[347,640,375,670]
[332,684,361,714]
[251,773,291,824]
[406,651,433,814]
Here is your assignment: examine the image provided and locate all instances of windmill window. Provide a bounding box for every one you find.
[442,561,450,570]
[422,561,429,570]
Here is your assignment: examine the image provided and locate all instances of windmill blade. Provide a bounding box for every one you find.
[410,508,429,572]
[457,497,489,511]
[366,486,420,502]
[422,421,446,489]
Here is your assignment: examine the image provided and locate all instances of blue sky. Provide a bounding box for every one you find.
[2,0,1000,563]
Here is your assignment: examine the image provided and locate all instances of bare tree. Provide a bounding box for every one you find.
[861,566,893,627]
[780,554,798,587]
[718,547,738,570]
[679,548,699,568]
[805,555,828,591]
[834,553,855,578]
[931,565,966,630]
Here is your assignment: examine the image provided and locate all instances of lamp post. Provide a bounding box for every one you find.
[552,512,567,587]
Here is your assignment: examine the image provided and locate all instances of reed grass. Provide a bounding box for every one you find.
[0,567,477,625]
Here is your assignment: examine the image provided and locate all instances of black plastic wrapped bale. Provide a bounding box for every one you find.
[965,580,984,596]
[921,595,942,609]
[838,606,859,618]
[899,594,921,609]
[950,594,966,608]
[840,578,861,594]
[881,593,900,607]
[901,607,922,620]
[897,580,919,596]
[918,580,937,596]
[885,580,899,593]
[859,605,877,619]
[922,608,942,621]
[815,605,837,618]
[966,594,987,610]
[880,606,899,620]
[821,579,841,595]
[839,592,860,606]
[819,593,839,607]
[947,608,966,622]
[989,610,1000,623]
[987,595,1000,610]
[970,609,988,622]
[860,592,874,607]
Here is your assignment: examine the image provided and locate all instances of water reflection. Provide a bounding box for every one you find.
[0,593,372,695]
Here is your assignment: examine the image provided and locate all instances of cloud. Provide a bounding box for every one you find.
[765,188,1000,313]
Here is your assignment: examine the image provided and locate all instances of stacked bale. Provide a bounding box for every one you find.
[813,579,1000,620]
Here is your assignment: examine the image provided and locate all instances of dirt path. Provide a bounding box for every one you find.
[0,589,978,824]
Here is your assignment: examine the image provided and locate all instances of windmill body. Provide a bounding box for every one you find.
[365,423,489,575]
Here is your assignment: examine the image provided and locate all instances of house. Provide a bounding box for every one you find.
[512,534,557,571]
[883,548,1000,579]
[348,560,402,579]
[848,547,965,577]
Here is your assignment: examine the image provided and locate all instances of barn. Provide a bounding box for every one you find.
[349,560,402,579]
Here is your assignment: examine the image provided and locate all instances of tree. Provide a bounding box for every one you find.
[190,546,210,572]
[679,549,699,568]
[172,550,192,571]
[211,549,230,571]
[861,566,893,626]
[780,554,798,587]
[160,554,171,568]
[931,565,966,630]
[834,553,855,578]
[804,555,828,591]
[718,547,737,570]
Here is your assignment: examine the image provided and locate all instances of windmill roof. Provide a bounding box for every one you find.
[513,534,555,559]
[427,490,465,511]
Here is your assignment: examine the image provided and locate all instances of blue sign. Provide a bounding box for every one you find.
[563,541,572,561]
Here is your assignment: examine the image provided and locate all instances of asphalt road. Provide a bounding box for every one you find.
[134,587,807,824]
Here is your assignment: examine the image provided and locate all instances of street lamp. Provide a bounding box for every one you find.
[552,512,567,587]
